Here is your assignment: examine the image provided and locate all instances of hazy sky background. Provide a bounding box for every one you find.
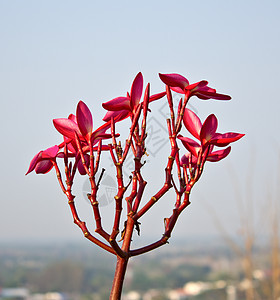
[0,0,279,246]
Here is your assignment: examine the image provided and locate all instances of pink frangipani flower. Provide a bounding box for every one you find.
[26,145,60,175]
[159,73,231,100]
[182,108,244,148]
[178,108,244,165]
[102,72,166,122]
[76,101,93,142]
[53,101,112,146]
[27,101,114,176]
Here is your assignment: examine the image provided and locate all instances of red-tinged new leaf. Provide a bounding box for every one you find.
[207,146,231,162]
[53,118,82,140]
[76,101,93,142]
[183,109,202,140]
[178,135,200,157]
[200,114,218,145]
[159,73,189,91]
[35,160,54,174]
[102,97,130,112]
[130,72,143,109]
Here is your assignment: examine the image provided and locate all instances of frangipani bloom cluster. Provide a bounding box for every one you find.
[26,145,61,174]
[26,73,167,176]
[26,71,244,299]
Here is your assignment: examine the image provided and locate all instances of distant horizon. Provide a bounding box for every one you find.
[0,232,271,248]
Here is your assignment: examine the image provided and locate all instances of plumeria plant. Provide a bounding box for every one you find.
[26,72,244,299]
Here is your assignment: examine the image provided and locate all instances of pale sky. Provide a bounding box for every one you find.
[0,0,279,245]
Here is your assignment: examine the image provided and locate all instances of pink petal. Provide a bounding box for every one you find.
[67,141,78,154]
[180,153,198,167]
[130,72,143,109]
[207,146,231,162]
[102,97,131,112]
[77,154,90,175]
[91,121,112,144]
[26,151,43,175]
[195,94,212,100]
[35,160,54,174]
[170,86,185,94]
[68,114,77,123]
[178,135,200,157]
[212,132,245,146]
[159,73,189,91]
[197,85,216,93]
[93,120,111,135]
[186,80,208,91]
[41,145,59,159]
[92,133,113,146]
[57,152,74,158]
[76,101,93,141]
[58,136,72,148]
[183,109,202,140]
[53,118,82,140]
[197,91,231,100]
[149,91,166,103]
[200,114,218,145]
[181,153,189,165]
[102,110,130,122]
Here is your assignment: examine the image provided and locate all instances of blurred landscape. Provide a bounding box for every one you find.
[0,235,278,300]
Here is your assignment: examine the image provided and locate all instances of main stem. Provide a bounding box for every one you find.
[110,256,129,299]
[110,216,135,299]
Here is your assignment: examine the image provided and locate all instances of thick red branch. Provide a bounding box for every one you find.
[129,235,169,257]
